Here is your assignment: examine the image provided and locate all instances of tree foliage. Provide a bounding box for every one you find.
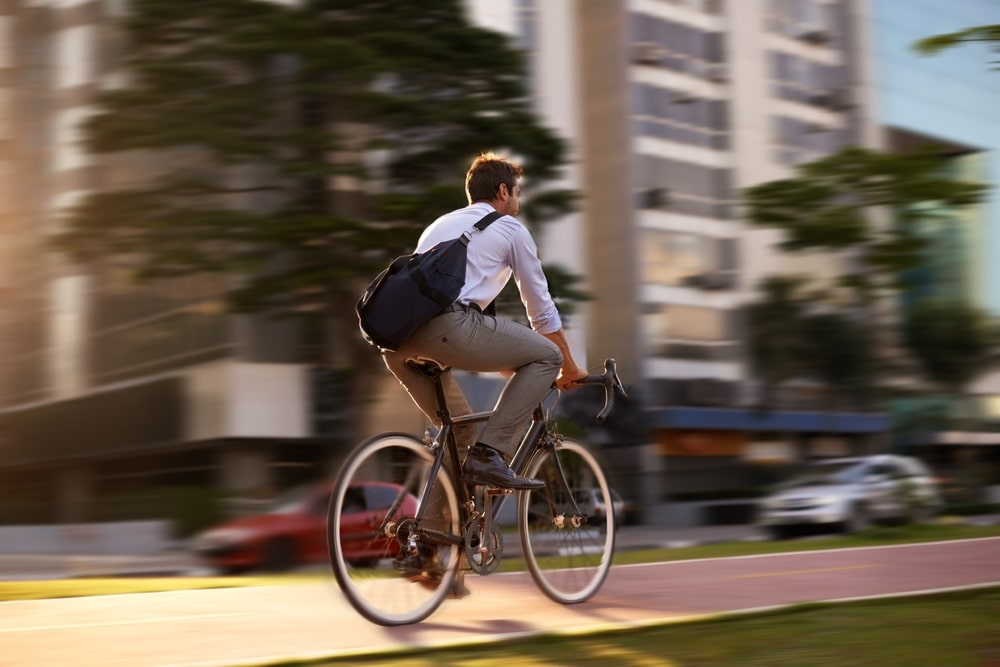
[746,276,811,406]
[55,0,578,327]
[744,146,992,404]
[744,146,987,304]
[746,276,873,410]
[901,299,997,393]
[914,24,1000,66]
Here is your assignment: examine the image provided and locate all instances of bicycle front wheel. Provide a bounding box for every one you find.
[327,433,460,626]
[519,438,615,604]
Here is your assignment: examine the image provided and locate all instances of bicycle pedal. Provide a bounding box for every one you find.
[485,487,514,496]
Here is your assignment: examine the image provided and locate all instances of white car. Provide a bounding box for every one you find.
[757,455,942,539]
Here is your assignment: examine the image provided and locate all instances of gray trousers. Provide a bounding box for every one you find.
[382,307,562,461]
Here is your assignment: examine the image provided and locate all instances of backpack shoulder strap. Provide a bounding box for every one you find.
[473,211,504,232]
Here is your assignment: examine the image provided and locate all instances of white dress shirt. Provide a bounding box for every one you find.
[416,202,563,335]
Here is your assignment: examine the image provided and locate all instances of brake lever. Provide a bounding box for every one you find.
[594,358,625,424]
[604,359,628,398]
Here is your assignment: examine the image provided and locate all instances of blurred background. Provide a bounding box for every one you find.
[0,0,998,559]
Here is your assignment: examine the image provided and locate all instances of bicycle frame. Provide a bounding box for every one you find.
[405,372,572,546]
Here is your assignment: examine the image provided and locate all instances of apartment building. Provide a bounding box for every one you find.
[469,0,891,515]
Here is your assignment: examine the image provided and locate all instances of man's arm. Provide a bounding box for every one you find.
[542,329,589,391]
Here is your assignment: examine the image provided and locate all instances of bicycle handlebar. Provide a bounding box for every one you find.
[575,358,628,424]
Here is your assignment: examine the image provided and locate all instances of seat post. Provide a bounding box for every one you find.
[404,357,454,426]
[431,372,452,427]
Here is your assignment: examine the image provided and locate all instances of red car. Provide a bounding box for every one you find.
[192,482,417,574]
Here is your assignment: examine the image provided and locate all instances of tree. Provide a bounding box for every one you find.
[798,311,874,410]
[746,276,874,411]
[744,146,987,306]
[743,146,987,406]
[914,24,1000,65]
[745,276,810,409]
[901,299,997,395]
[55,0,580,365]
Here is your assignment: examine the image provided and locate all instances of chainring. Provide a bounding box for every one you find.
[463,516,503,575]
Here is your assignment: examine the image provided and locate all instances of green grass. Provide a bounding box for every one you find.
[1,523,997,602]
[267,586,1000,666]
[611,522,1000,566]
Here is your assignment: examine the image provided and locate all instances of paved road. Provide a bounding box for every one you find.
[2,537,997,667]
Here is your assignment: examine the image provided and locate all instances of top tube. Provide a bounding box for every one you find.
[450,410,494,425]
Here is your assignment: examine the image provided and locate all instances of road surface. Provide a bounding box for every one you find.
[2,537,998,667]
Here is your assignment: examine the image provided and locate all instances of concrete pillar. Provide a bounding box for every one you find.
[575,0,641,381]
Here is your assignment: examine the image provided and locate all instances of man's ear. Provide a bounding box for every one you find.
[497,183,508,199]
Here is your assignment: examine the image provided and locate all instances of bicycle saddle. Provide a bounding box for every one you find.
[405,356,451,376]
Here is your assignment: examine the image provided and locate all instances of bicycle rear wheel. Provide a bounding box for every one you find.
[327,433,460,625]
[519,438,615,604]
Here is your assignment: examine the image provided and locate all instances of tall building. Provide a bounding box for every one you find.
[0,0,354,524]
[470,0,890,517]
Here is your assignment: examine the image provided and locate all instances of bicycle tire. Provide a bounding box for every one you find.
[327,433,460,626]
[518,438,615,604]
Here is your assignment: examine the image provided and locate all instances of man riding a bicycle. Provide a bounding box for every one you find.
[380,152,589,490]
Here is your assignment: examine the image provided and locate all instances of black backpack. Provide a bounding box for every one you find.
[356,211,503,351]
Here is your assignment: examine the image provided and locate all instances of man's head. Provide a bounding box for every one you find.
[466,152,524,216]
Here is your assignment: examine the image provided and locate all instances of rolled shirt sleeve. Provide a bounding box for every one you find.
[509,224,563,335]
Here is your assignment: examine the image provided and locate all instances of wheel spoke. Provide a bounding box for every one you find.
[519,440,615,604]
[327,434,460,625]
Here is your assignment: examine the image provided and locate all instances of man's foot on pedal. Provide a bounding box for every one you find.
[462,443,544,490]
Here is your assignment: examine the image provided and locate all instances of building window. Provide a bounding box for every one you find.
[89,272,234,384]
[642,303,738,361]
[771,115,849,165]
[633,154,735,219]
[769,51,848,110]
[766,0,836,45]
[640,228,736,288]
[642,229,715,286]
[629,12,727,81]
[632,83,730,152]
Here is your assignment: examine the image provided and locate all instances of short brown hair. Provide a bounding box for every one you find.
[465,152,524,203]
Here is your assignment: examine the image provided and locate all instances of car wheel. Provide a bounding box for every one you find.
[263,538,296,572]
[843,505,870,534]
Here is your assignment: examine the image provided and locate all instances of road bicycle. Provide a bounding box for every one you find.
[326,357,626,625]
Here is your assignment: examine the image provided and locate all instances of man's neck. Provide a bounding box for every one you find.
[471,199,502,212]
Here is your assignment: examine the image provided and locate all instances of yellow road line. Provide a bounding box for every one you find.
[734,564,879,579]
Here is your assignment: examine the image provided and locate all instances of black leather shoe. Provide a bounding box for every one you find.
[462,443,544,490]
